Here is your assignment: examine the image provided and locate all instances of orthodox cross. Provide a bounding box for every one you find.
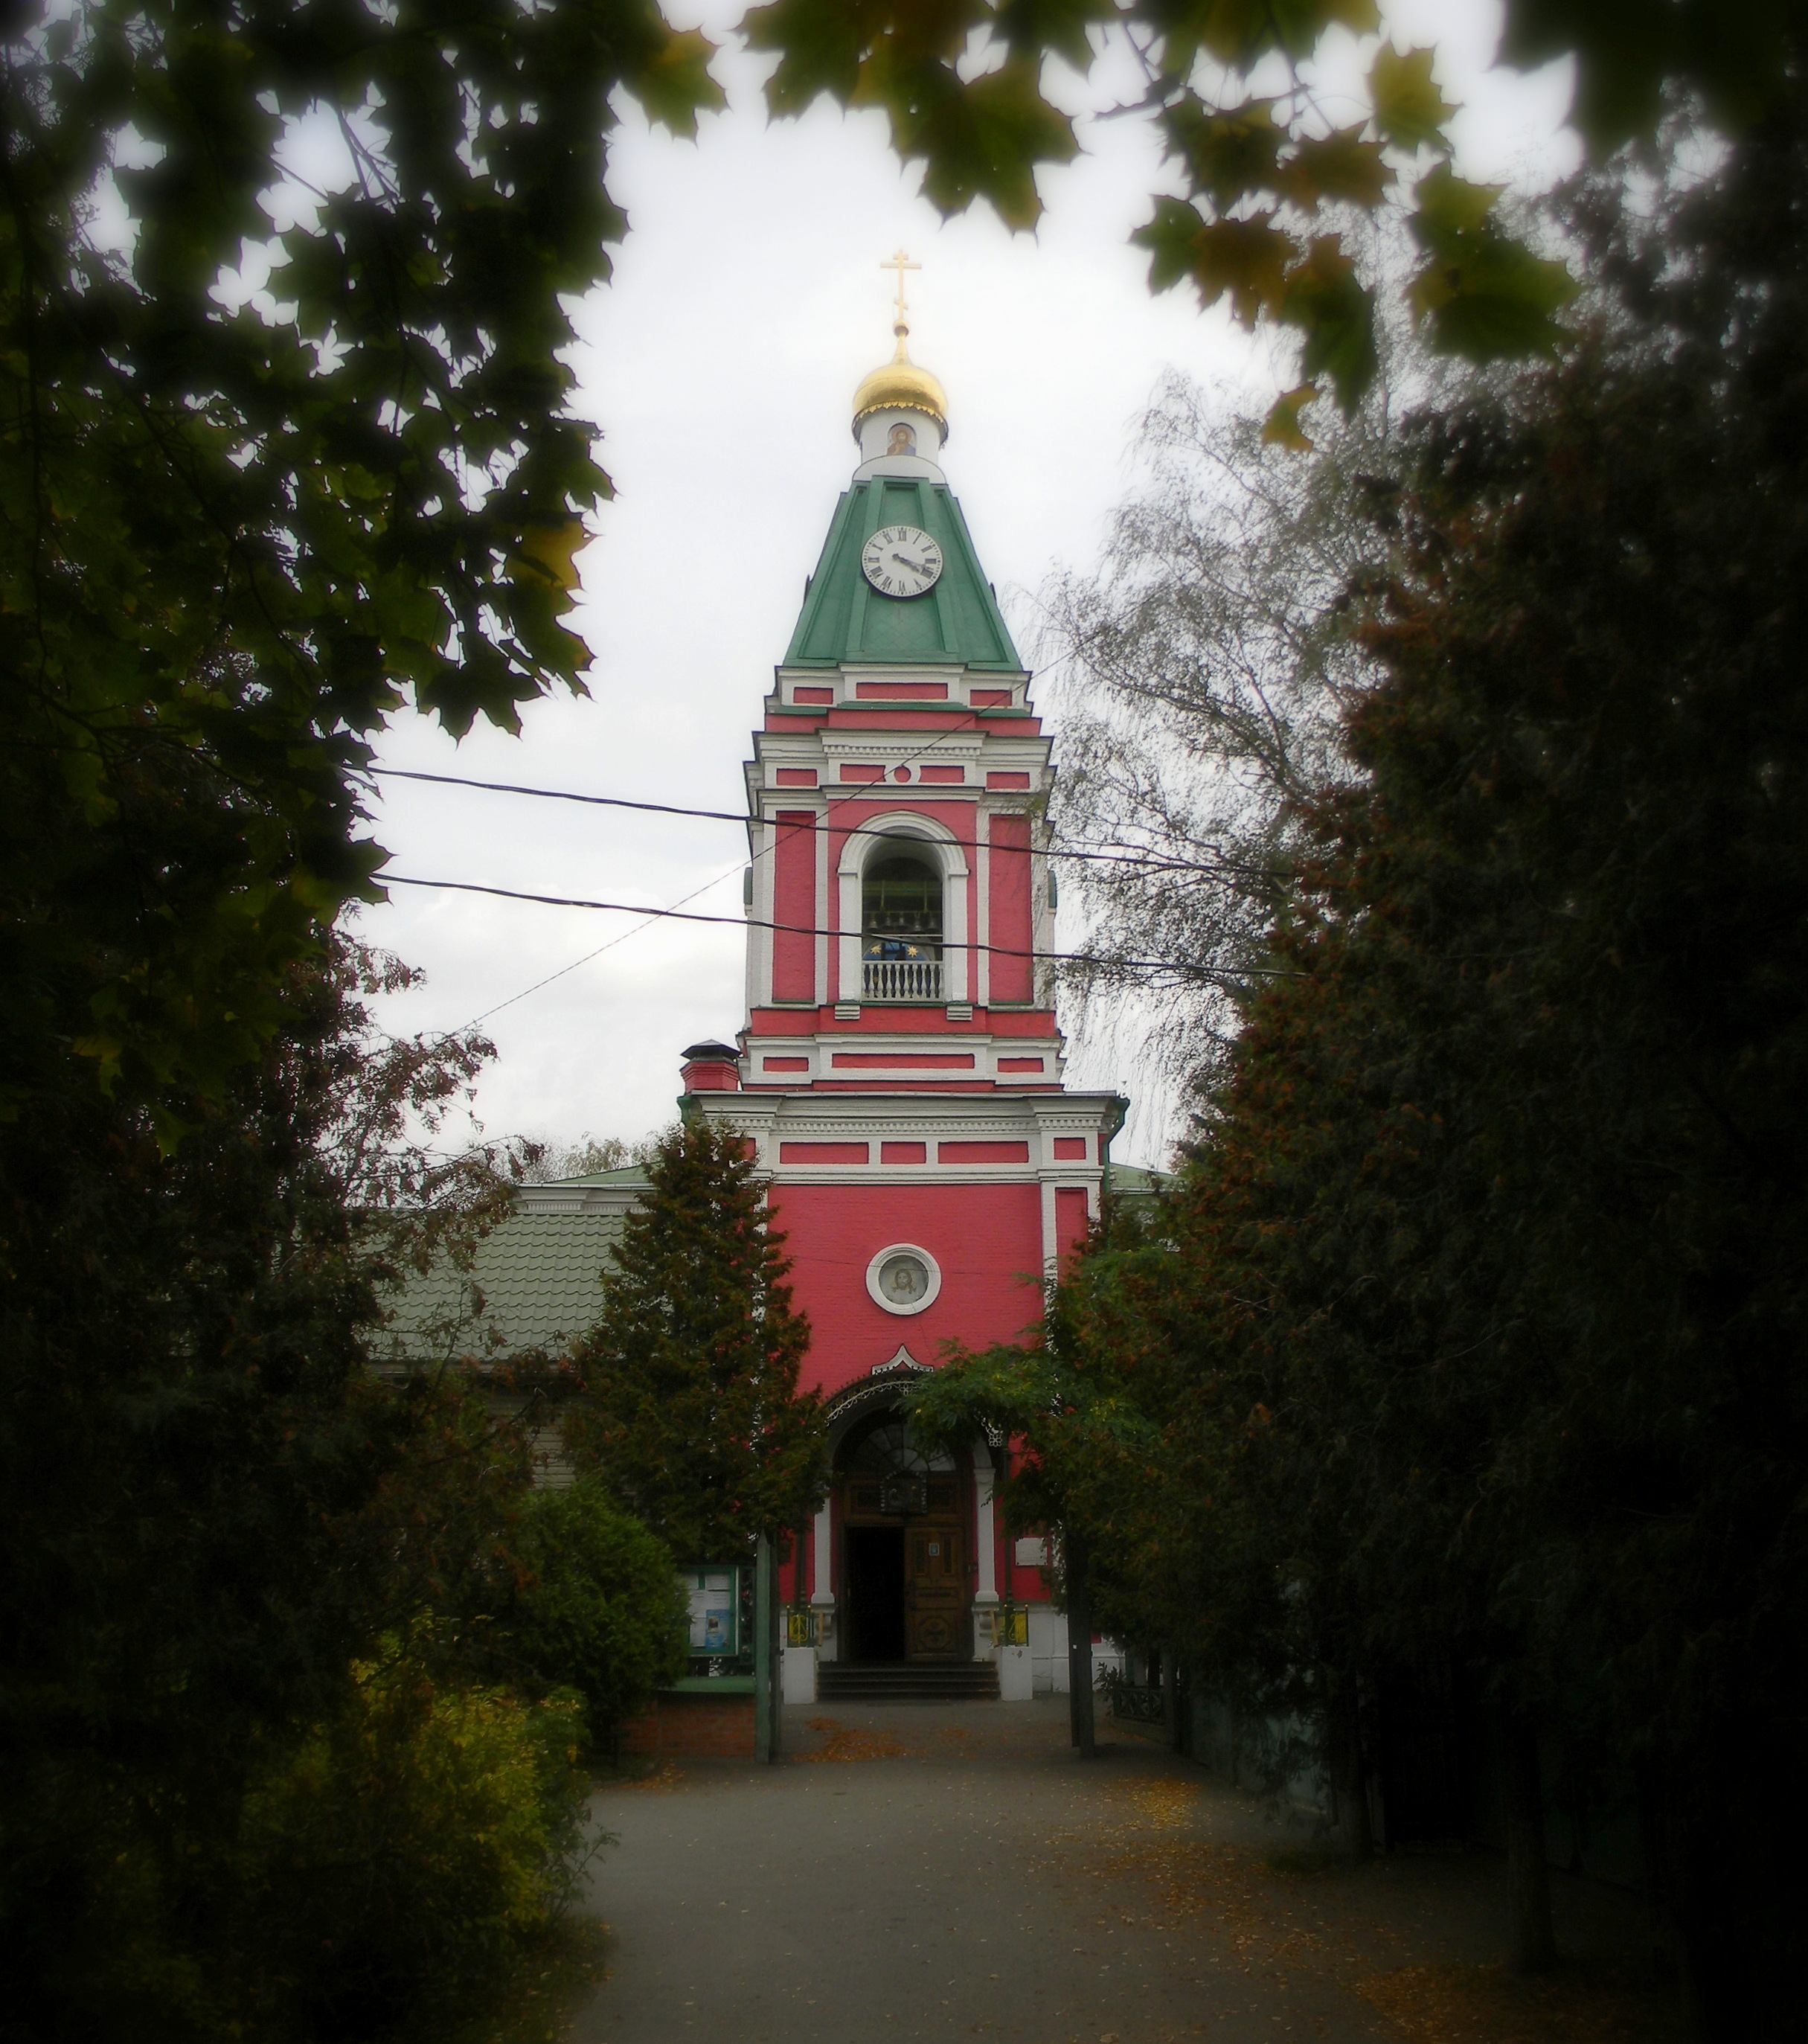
[882,248,920,328]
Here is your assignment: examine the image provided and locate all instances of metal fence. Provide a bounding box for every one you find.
[1101,1672,1167,1726]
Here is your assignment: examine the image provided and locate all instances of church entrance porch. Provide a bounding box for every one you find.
[836,1413,970,1667]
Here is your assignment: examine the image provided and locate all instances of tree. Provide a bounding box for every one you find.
[1036,362,1406,1101]
[520,1132,660,1184]
[906,1197,1234,1757]
[1306,98,1808,2017]
[1,0,722,1111]
[0,923,548,2034]
[1051,83,1808,2025]
[7,7,1802,1148]
[562,1119,827,1562]
[740,0,1808,431]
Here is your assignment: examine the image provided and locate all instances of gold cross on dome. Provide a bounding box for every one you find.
[882,248,920,327]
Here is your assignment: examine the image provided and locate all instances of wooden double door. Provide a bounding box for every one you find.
[903,1521,966,1660]
[844,1516,967,1662]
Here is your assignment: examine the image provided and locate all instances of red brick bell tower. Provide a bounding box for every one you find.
[683,301,1124,1699]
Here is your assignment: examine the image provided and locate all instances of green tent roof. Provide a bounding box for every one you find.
[784,477,1022,670]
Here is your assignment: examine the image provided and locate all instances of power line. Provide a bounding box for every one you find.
[390,713,1036,1037]
[369,765,1246,881]
[382,872,1287,984]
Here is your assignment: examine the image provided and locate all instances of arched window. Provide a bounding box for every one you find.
[862,851,943,1000]
[840,1414,955,1513]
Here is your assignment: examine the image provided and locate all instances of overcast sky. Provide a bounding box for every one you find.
[359,0,1578,1170]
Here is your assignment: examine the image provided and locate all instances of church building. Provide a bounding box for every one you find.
[669,290,1135,1705]
[399,284,1147,1708]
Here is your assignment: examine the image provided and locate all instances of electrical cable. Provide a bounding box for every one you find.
[370,763,1244,881]
[372,711,1248,1038]
[382,871,1287,984]
[393,711,1019,1035]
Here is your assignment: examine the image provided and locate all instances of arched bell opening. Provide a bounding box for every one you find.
[833,1404,969,1665]
[861,851,943,1003]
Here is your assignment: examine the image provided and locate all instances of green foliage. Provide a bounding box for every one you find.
[905,1196,1286,1690]
[1,0,723,1106]
[736,0,1802,419]
[1405,165,1579,360]
[233,1632,593,2041]
[1045,83,1808,2032]
[505,1481,687,1743]
[1368,42,1456,152]
[562,1120,828,1560]
[0,923,549,2036]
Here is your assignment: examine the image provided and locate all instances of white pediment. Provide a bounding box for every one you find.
[871,1345,931,1376]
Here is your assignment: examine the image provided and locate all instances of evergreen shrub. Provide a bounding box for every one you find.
[506,1479,687,1743]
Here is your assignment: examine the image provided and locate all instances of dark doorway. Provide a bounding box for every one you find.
[845,1525,906,1662]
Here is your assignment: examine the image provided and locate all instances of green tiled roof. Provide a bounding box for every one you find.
[1107,1162,1170,1200]
[379,1210,627,1364]
[784,478,1022,670]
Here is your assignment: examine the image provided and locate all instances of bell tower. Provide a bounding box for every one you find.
[683,278,1126,1690]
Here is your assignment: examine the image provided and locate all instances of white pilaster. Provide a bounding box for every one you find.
[972,1438,999,1606]
[815,807,830,1005]
[753,816,775,1010]
[810,1495,838,1661]
[942,833,970,1005]
[836,861,861,1004]
[975,808,991,1008]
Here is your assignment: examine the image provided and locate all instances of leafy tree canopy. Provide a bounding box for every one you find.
[740,0,1807,428]
[0,922,551,2032]
[1030,80,1808,2022]
[906,1195,1286,1690]
[10,0,1800,1132]
[1,0,722,1106]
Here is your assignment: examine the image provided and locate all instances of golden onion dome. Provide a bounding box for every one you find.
[852,324,949,440]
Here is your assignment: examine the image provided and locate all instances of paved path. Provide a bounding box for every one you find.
[576,1697,1656,2044]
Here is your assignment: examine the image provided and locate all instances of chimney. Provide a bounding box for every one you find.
[679,1039,743,1093]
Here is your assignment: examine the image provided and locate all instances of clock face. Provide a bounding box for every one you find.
[862,524,943,599]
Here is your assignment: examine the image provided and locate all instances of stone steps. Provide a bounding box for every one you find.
[816,1661,1001,1702]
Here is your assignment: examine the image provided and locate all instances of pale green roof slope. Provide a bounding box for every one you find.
[380,1205,629,1365]
[785,477,1022,669]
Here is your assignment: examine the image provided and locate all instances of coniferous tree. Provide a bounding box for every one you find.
[1016,84,1808,2032]
[563,1121,827,1563]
